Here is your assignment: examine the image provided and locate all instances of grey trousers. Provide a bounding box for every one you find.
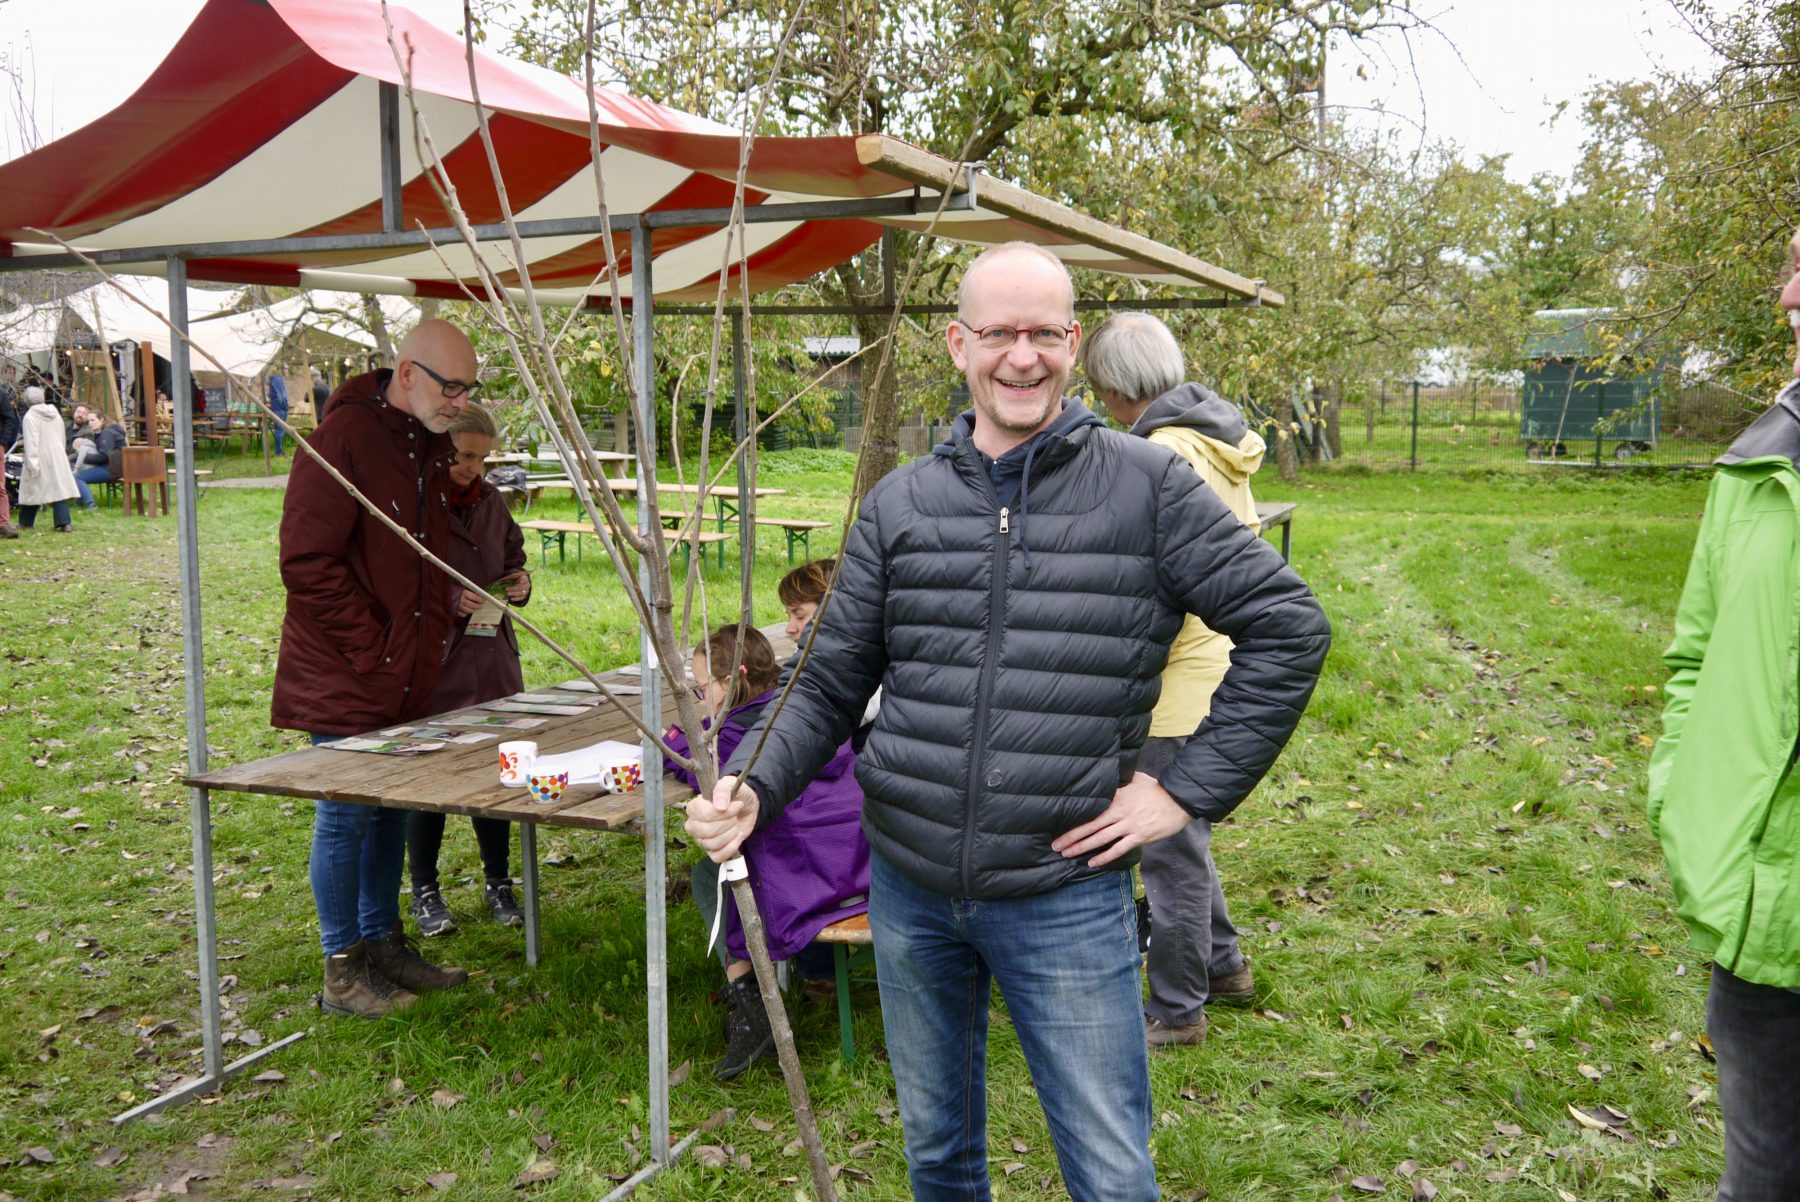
[1708,963,1800,1201]
[1138,735,1245,1028]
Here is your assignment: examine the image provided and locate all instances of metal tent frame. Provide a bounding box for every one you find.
[0,62,1282,1202]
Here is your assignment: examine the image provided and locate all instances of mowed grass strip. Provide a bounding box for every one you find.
[0,456,1723,1200]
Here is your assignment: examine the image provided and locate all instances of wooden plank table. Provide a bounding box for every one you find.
[185,629,789,968]
[1254,500,1296,561]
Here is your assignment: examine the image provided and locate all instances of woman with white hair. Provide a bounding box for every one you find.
[17,386,79,532]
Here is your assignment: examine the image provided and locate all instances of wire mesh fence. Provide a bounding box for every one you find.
[1280,378,1769,473]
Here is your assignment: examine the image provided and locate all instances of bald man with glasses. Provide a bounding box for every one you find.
[272,318,480,1019]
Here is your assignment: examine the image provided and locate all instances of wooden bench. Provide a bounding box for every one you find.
[520,519,730,570]
[813,912,875,1065]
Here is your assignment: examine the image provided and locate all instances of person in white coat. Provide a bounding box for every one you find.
[17,386,79,532]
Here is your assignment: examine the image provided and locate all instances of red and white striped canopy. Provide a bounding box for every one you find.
[0,0,1279,306]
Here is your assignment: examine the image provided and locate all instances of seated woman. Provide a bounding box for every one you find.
[665,624,869,1081]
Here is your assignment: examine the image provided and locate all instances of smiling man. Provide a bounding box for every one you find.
[690,243,1331,1201]
[272,318,478,1019]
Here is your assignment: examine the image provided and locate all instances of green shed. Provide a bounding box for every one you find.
[1521,308,1660,459]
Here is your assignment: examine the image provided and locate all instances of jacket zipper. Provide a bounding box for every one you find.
[962,503,1010,894]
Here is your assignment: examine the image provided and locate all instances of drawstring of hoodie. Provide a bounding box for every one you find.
[1016,438,1041,575]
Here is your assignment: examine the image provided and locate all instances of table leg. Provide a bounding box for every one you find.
[520,821,541,969]
[1280,522,1291,563]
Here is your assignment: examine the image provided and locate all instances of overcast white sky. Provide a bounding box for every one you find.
[0,0,1739,182]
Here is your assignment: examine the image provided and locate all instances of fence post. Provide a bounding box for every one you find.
[1410,380,1420,471]
[1595,424,1604,467]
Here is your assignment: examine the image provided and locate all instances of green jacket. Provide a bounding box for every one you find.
[1650,391,1800,986]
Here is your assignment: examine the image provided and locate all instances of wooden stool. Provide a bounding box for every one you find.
[120,446,169,517]
[813,913,875,1065]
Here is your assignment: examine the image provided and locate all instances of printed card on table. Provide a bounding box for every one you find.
[379,725,499,745]
[322,737,446,756]
[436,712,549,730]
[509,692,601,708]
[485,701,590,716]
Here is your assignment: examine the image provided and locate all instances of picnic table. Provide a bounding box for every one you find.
[520,518,732,570]
[185,631,793,967]
[532,478,787,531]
[528,449,636,480]
[1254,500,1296,561]
[658,509,831,563]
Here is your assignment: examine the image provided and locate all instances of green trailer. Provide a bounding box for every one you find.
[1522,309,1661,460]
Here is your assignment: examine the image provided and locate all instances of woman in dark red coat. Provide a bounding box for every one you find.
[407,404,533,936]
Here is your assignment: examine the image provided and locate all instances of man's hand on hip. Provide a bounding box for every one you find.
[685,774,761,863]
[1051,772,1193,868]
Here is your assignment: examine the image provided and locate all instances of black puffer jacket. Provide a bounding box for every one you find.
[735,399,1331,899]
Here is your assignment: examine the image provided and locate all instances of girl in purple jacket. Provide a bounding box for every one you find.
[666,624,869,1080]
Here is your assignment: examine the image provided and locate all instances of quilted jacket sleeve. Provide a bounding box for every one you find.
[729,488,890,826]
[1149,458,1331,821]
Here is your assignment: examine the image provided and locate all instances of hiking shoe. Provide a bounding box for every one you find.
[320,941,417,1018]
[368,921,468,991]
[485,879,525,927]
[714,976,774,1081]
[1145,1013,1208,1048]
[53,523,73,533]
[800,976,837,1006]
[411,886,458,937]
[1208,961,1256,1006]
[0,524,17,539]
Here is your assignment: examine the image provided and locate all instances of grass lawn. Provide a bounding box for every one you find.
[0,450,1726,1201]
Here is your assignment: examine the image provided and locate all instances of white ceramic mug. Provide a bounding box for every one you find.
[497,740,537,787]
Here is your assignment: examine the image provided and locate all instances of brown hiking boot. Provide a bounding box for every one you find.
[321,941,418,1018]
[1208,961,1257,1006]
[367,921,468,991]
[1145,1012,1208,1048]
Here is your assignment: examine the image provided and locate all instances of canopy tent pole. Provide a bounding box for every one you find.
[111,260,304,1125]
[733,310,752,601]
[632,219,674,1168]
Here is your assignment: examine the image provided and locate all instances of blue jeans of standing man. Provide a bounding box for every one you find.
[307,733,407,954]
[1707,963,1800,1201]
[868,850,1157,1202]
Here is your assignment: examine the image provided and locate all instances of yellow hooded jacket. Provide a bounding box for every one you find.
[1130,383,1267,737]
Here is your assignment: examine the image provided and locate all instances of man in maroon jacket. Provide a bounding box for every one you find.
[273,318,480,1018]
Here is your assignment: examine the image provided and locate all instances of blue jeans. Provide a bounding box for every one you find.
[1708,964,1800,1201]
[868,850,1157,1202]
[308,733,408,954]
[76,464,110,506]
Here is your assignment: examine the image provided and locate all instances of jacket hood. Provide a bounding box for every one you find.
[1129,381,1247,443]
[1131,383,1264,482]
[1718,380,1800,468]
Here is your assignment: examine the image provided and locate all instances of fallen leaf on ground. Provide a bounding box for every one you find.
[748,1115,775,1132]
[426,1172,458,1190]
[1568,1103,1629,1131]
[429,1089,464,1109]
[251,1070,285,1084]
[94,1147,128,1167]
[668,1059,691,1088]
[24,1147,53,1164]
[513,1159,558,1187]
[1350,1176,1386,1193]
[1412,1179,1438,1201]
[692,1145,729,1168]
[1002,1162,1026,1176]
